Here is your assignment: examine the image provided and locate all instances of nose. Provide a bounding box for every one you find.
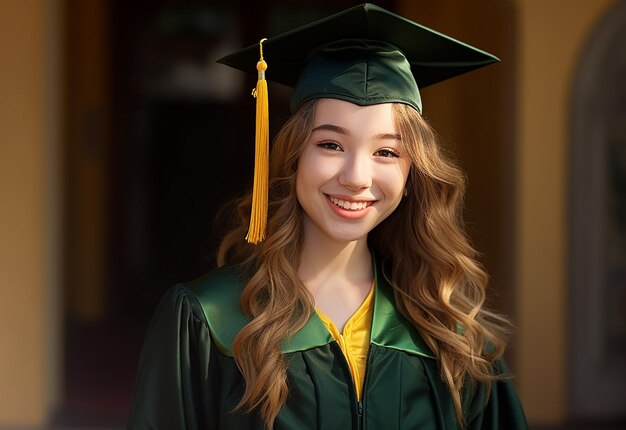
[338,153,372,190]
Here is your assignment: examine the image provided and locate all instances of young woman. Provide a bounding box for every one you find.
[128,4,528,429]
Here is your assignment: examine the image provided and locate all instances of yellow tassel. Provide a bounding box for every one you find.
[246,38,269,244]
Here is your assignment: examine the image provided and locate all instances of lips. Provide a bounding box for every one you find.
[326,194,374,211]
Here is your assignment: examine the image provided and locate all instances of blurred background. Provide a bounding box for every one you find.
[1,0,625,428]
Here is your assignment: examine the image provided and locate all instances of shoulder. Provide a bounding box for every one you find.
[184,264,247,302]
[461,358,529,429]
[181,264,251,357]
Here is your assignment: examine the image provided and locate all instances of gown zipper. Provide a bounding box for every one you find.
[330,340,365,429]
[359,345,375,430]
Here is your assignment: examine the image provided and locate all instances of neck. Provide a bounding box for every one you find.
[297,230,372,293]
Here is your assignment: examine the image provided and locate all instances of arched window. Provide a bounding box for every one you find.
[569,0,626,421]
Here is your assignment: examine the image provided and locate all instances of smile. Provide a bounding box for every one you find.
[326,195,374,211]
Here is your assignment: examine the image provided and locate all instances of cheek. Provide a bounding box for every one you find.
[295,160,318,209]
[296,151,338,191]
[379,165,410,198]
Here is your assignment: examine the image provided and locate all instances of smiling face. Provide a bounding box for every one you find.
[295,99,411,246]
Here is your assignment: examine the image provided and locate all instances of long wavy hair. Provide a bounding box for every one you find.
[217,99,510,428]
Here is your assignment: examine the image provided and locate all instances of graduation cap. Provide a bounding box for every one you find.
[217,3,499,243]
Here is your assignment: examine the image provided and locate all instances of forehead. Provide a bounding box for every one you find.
[312,99,397,132]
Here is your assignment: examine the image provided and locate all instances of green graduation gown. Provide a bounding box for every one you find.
[128,260,528,429]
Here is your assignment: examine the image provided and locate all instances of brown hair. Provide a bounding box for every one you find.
[218,100,509,428]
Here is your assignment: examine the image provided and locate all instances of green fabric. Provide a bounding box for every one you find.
[217,3,500,114]
[290,39,422,113]
[128,261,528,429]
[369,259,434,358]
[187,265,333,356]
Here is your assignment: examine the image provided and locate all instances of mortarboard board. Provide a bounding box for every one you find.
[217,3,500,243]
[218,3,499,114]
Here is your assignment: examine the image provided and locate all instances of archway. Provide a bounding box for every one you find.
[569,0,626,422]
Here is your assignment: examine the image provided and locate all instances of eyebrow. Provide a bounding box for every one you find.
[311,124,349,135]
[311,124,401,141]
[375,132,402,141]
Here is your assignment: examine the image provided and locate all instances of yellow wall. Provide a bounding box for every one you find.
[0,0,62,425]
[515,0,615,424]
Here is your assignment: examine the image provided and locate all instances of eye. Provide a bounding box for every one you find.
[374,148,400,158]
[317,141,342,151]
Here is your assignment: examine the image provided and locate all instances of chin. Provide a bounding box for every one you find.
[321,224,373,244]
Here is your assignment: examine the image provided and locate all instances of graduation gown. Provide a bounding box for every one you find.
[128,260,528,429]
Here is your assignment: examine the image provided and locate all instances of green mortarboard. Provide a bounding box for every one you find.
[218,2,500,114]
[217,3,499,244]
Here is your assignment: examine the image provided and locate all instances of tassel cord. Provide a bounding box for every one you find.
[246,39,269,244]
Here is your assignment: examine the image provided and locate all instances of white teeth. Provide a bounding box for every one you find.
[329,196,370,210]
